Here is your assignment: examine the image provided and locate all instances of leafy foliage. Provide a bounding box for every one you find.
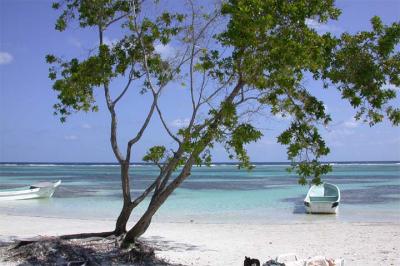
[143,146,166,164]
[226,123,263,169]
[48,0,399,187]
[215,0,399,184]
[323,16,400,126]
[52,0,131,31]
[47,0,185,121]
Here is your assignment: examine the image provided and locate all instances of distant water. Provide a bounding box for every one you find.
[0,162,399,224]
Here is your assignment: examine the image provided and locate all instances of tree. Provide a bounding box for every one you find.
[47,0,400,247]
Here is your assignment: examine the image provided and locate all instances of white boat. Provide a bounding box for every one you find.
[304,183,340,214]
[0,180,61,201]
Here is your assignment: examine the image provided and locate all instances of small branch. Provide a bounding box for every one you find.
[114,70,145,105]
[105,13,129,28]
[200,74,234,106]
[131,176,162,207]
[156,79,245,199]
[197,69,207,106]
[189,0,197,112]
[155,145,185,193]
[99,24,125,163]
[131,1,158,96]
[155,104,181,143]
[127,95,158,148]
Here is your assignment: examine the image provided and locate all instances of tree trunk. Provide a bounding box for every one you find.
[121,81,244,246]
[114,201,134,235]
[114,163,133,235]
[122,186,175,246]
[122,161,193,247]
[122,208,154,247]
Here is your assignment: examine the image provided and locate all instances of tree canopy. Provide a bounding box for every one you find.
[46,0,400,243]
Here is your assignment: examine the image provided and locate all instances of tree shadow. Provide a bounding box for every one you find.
[281,196,306,214]
[1,237,184,266]
[146,235,216,253]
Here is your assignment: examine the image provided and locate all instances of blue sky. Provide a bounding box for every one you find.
[0,0,399,163]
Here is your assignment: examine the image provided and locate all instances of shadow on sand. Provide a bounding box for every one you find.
[146,235,216,253]
[0,237,185,266]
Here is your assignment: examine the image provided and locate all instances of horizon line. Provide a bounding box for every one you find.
[1,160,399,164]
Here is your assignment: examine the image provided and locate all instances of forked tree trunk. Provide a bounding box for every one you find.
[114,201,134,235]
[122,162,194,247]
[114,163,134,235]
[122,204,158,247]
[121,193,169,246]
[121,82,244,247]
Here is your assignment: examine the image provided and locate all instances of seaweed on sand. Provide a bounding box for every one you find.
[0,236,182,266]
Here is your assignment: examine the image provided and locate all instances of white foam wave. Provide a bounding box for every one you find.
[27,164,59,167]
[331,163,399,166]
[254,164,291,167]
[87,164,119,167]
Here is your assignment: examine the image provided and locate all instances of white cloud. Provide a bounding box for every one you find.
[81,123,92,129]
[324,117,360,147]
[154,43,175,59]
[325,128,355,147]
[305,19,340,34]
[171,118,190,128]
[103,36,118,47]
[68,37,82,48]
[327,128,354,138]
[343,117,359,129]
[326,117,359,138]
[64,135,78,140]
[0,52,13,65]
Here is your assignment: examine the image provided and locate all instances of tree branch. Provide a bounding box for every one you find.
[131,180,158,207]
[126,94,158,161]
[155,104,181,143]
[125,1,164,161]
[99,24,125,163]
[200,74,234,106]
[105,13,129,28]
[154,78,245,200]
[114,69,145,105]
[189,0,197,112]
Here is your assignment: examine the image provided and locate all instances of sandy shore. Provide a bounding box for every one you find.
[0,214,399,265]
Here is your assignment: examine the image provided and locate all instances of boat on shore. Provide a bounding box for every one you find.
[0,180,61,201]
[304,183,340,214]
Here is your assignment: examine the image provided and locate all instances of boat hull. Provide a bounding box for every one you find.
[0,180,61,201]
[304,183,340,214]
[305,202,339,214]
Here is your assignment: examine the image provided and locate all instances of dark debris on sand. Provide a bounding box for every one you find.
[0,236,183,266]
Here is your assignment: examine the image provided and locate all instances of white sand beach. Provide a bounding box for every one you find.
[0,214,399,265]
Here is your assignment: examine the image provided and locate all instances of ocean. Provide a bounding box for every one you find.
[0,162,399,224]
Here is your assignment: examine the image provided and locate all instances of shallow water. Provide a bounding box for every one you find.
[0,162,399,224]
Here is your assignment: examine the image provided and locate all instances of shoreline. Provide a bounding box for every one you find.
[2,212,400,225]
[1,214,399,265]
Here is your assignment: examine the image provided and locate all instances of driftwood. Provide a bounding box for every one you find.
[10,231,117,250]
[59,231,116,240]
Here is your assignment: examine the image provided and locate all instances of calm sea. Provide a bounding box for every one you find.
[0,162,399,224]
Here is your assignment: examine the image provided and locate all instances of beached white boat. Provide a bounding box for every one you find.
[304,183,340,214]
[0,180,61,201]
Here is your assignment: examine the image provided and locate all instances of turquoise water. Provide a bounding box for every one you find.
[0,162,399,223]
